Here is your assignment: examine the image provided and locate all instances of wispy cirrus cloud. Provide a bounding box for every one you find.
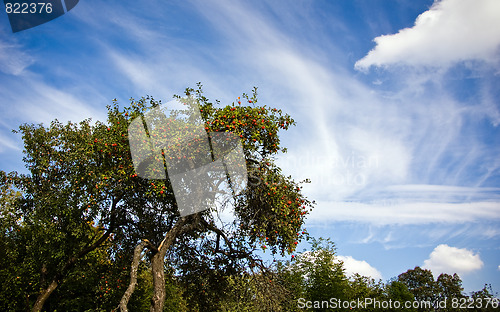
[0,26,34,76]
[188,0,500,230]
[307,184,500,227]
[0,131,20,153]
[309,200,500,226]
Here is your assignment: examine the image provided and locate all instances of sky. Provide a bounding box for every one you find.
[1,0,499,294]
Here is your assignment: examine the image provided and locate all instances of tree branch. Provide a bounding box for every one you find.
[115,240,148,312]
[32,194,122,312]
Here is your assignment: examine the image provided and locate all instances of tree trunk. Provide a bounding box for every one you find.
[149,216,199,312]
[32,280,58,312]
[117,240,148,312]
[150,250,167,312]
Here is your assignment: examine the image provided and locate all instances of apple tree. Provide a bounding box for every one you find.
[6,84,314,312]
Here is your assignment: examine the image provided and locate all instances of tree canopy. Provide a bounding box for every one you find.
[1,85,314,311]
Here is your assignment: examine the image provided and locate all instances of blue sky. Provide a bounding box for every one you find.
[1,0,500,294]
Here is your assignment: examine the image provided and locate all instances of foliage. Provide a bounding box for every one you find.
[385,280,417,312]
[2,84,314,311]
[469,284,498,312]
[216,272,288,312]
[397,266,438,303]
[276,237,383,312]
[0,172,29,311]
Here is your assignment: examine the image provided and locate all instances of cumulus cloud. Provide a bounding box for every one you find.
[298,251,382,281]
[355,0,500,69]
[423,244,483,276]
[337,255,383,280]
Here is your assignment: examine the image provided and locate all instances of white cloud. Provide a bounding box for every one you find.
[0,132,20,153]
[0,73,109,157]
[305,183,500,227]
[337,255,383,280]
[308,198,500,226]
[0,27,35,75]
[423,244,484,276]
[355,0,500,69]
[296,251,382,281]
[386,184,500,194]
[0,77,106,128]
